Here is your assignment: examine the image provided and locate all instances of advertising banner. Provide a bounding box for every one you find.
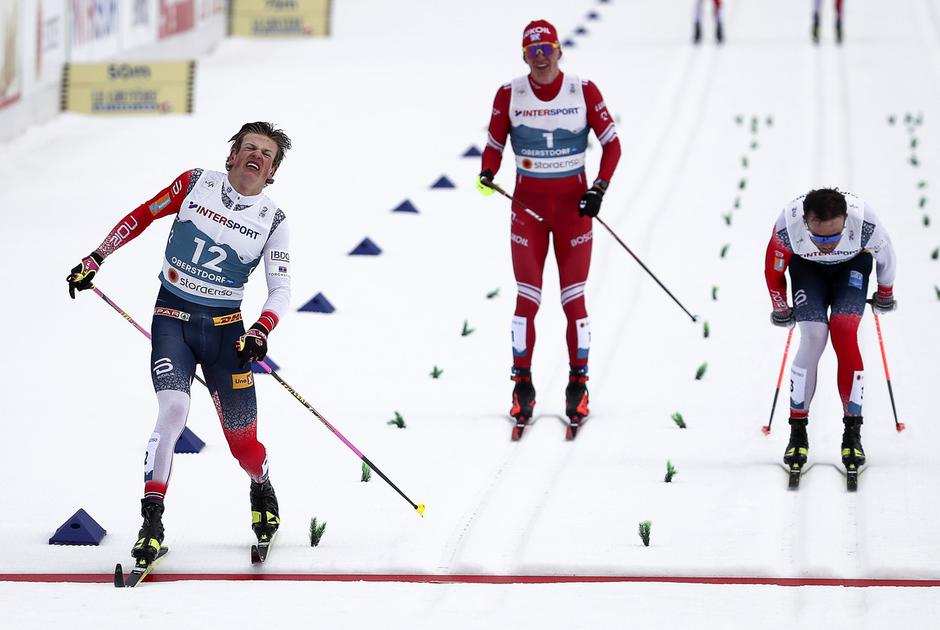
[230,0,331,37]
[158,0,194,39]
[35,0,67,87]
[68,0,120,62]
[197,0,224,22]
[122,0,158,49]
[0,0,21,108]
[61,59,194,114]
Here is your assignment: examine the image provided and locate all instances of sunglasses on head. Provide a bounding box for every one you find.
[524,42,559,59]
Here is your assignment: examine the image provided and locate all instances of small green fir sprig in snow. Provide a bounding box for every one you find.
[665,460,677,483]
[387,411,406,429]
[671,412,687,429]
[361,461,371,482]
[638,520,652,547]
[309,517,327,547]
[695,362,708,380]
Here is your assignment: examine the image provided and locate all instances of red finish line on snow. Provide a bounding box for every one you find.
[2,574,940,587]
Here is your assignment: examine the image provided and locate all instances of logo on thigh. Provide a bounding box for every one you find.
[232,372,254,389]
[794,289,808,306]
[848,270,863,290]
[153,357,173,376]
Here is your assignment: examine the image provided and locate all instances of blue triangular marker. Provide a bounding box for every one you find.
[49,508,107,545]
[174,426,206,454]
[299,293,336,313]
[252,357,279,374]
[392,200,419,214]
[563,38,576,47]
[349,237,382,256]
[575,26,588,35]
[462,145,483,157]
[431,175,455,189]
[587,11,600,20]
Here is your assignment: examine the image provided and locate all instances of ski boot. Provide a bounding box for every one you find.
[783,418,809,466]
[565,367,590,423]
[131,498,165,564]
[716,20,724,44]
[812,11,820,44]
[693,20,702,44]
[841,416,865,467]
[510,367,536,422]
[250,478,280,543]
[835,16,843,44]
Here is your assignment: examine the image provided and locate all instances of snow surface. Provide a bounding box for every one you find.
[3,0,940,627]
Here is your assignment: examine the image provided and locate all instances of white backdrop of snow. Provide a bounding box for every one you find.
[2,0,940,628]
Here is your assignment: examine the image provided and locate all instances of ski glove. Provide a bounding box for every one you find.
[871,285,897,313]
[235,324,268,368]
[770,307,795,328]
[67,252,103,299]
[578,180,608,218]
[477,169,496,196]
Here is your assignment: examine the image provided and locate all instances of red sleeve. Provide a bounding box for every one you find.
[94,170,195,259]
[583,80,621,185]
[480,85,512,175]
[764,228,793,312]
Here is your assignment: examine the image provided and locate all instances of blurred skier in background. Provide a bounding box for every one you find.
[66,122,292,564]
[813,0,844,44]
[478,20,621,429]
[764,188,896,471]
[693,0,723,44]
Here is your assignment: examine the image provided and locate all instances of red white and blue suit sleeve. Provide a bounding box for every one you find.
[764,210,793,312]
[94,169,198,259]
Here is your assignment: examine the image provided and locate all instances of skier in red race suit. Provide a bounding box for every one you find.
[813,0,844,44]
[692,0,723,44]
[478,20,621,426]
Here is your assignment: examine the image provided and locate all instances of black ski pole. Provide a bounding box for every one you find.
[484,181,545,222]
[594,217,699,323]
[483,182,698,322]
[254,360,427,515]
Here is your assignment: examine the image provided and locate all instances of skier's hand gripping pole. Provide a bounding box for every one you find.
[88,287,426,516]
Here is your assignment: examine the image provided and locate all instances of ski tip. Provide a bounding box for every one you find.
[691,314,700,323]
[416,504,426,517]
[896,422,907,433]
[113,563,125,588]
[761,425,771,435]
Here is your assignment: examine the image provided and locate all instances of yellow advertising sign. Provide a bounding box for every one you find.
[230,0,331,37]
[61,61,196,115]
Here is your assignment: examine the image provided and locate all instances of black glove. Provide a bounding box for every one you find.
[770,307,795,328]
[477,169,495,195]
[67,252,103,299]
[235,324,269,368]
[872,285,897,313]
[578,180,608,218]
